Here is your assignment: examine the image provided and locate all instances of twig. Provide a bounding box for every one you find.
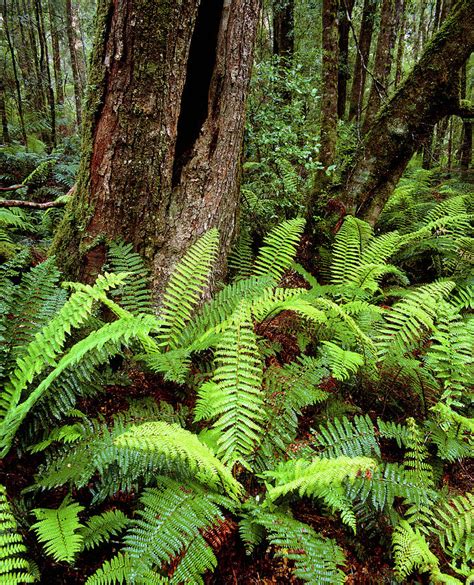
[0,199,66,209]
[0,184,25,192]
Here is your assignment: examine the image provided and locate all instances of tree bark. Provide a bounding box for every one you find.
[319,0,339,167]
[348,0,376,121]
[65,0,84,128]
[52,0,260,302]
[273,0,294,60]
[342,0,474,224]
[48,0,64,105]
[2,1,28,147]
[394,0,406,87]
[362,0,401,133]
[0,80,10,144]
[337,0,355,119]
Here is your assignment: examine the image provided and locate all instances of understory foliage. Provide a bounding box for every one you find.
[0,180,472,583]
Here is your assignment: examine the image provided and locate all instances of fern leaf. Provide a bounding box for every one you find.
[80,510,130,551]
[113,421,242,498]
[253,218,305,283]
[392,520,439,581]
[31,497,84,563]
[158,229,219,349]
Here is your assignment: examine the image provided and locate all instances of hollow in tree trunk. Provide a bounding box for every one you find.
[52,0,260,303]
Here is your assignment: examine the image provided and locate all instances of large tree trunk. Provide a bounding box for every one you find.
[342,0,474,224]
[52,0,259,302]
[362,0,401,133]
[337,0,355,119]
[348,0,376,122]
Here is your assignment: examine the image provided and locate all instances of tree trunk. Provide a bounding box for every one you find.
[341,0,474,224]
[65,0,84,128]
[48,0,64,105]
[52,0,260,302]
[319,0,339,167]
[348,0,376,121]
[337,0,355,119]
[362,0,401,133]
[458,64,472,170]
[0,80,11,144]
[273,0,294,60]
[3,1,28,147]
[394,0,406,87]
[34,0,56,150]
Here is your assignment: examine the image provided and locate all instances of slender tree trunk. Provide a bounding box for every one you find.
[34,0,56,150]
[341,0,474,224]
[3,1,28,147]
[362,0,401,133]
[52,0,260,301]
[348,0,376,121]
[65,0,83,127]
[0,80,11,144]
[319,0,339,167]
[432,116,450,165]
[458,64,472,170]
[273,0,294,60]
[394,0,406,87]
[71,1,87,90]
[48,0,64,105]
[337,0,355,119]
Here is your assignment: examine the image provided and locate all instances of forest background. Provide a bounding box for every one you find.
[0,0,473,584]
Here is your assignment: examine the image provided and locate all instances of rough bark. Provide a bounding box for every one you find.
[319,0,339,167]
[65,0,84,127]
[273,0,294,60]
[342,0,474,224]
[362,0,401,133]
[52,0,260,303]
[337,0,355,119]
[348,0,376,121]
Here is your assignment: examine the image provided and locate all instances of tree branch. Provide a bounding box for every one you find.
[0,199,66,209]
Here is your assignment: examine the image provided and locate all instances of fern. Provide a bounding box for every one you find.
[123,478,232,584]
[158,229,219,349]
[256,511,347,584]
[313,415,380,459]
[320,342,364,381]
[80,510,131,551]
[113,421,242,498]
[31,497,84,563]
[194,303,264,466]
[227,229,254,279]
[0,484,36,583]
[253,218,305,282]
[429,493,474,575]
[107,240,153,315]
[86,552,168,584]
[392,520,439,582]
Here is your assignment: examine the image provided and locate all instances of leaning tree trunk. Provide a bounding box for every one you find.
[52,0,259,302]
[342,0,474,224]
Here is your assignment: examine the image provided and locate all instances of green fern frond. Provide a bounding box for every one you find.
[253,218,305,282]
[86,552,168,584]
[257,511,347,584]
[392,520,439,581]
[194,304,264,466]
[80,510,130,551]
[124,478,232,584]
[429,493,473,569]
[31,497,84,563]
[313,415,380,459]
[264,456,376,503]
[113,421,242,498]
[376,280,456,359]
[107,240,153,315]
[320,342,364,381]
[330,216,372,286]
[158,229,219,349]
[0,484,36,583]
[227,229,254,279]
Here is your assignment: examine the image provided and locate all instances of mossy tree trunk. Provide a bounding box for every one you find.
[342,0,474,224]
[52,0,260,302]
